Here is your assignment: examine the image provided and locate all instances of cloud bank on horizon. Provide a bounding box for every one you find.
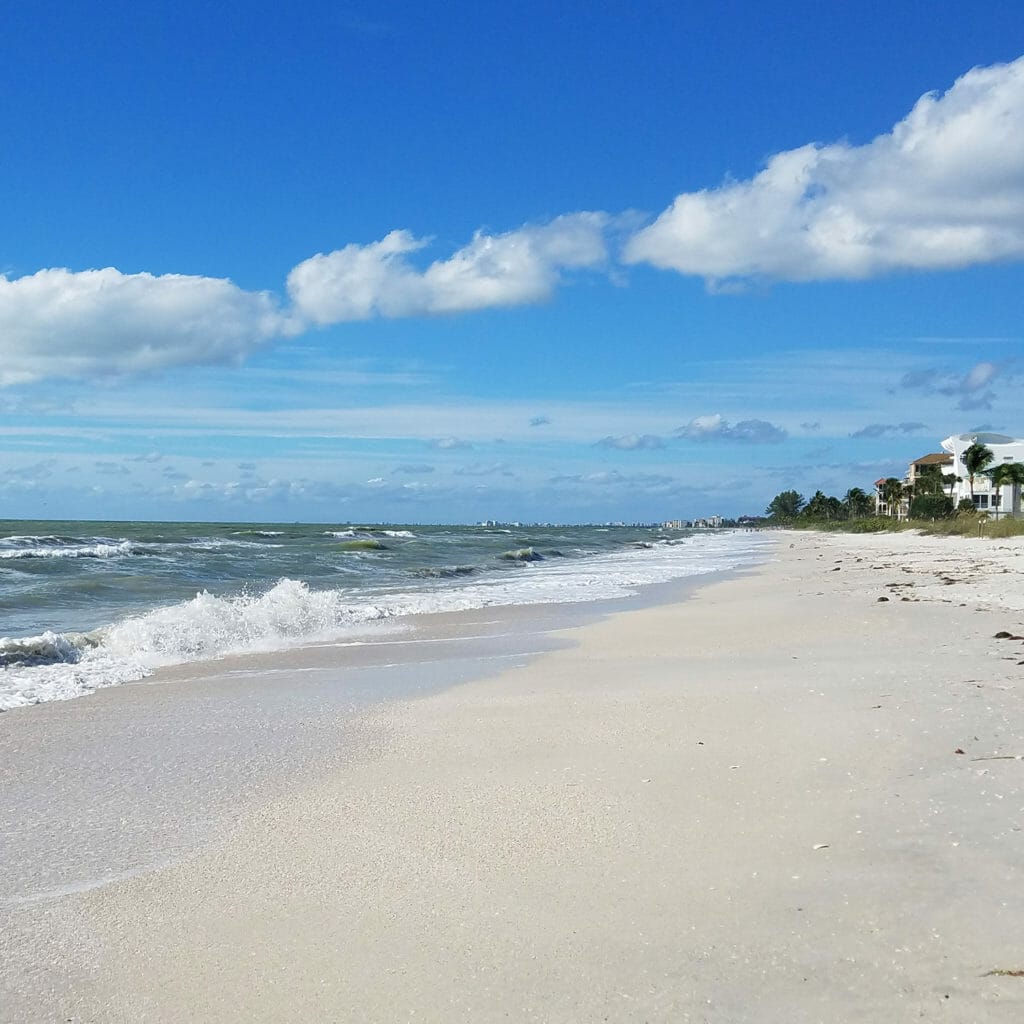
[2,56,1023,385]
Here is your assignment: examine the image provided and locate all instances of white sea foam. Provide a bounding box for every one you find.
[0,532,772,711]
[0,534,265,560]
[0,539,139,560]
[0,579,378,711]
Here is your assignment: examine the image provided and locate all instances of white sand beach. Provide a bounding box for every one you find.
[4,530,1024,1022]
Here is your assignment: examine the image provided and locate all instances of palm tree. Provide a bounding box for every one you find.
[962,442,995,500]
[881,477,905,519]
[843,487,873,519]
[987,463,1024,519]
[765,490,805,520]
[803,490,830,519]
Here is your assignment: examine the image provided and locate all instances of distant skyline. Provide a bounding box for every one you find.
[2,2,1023,523]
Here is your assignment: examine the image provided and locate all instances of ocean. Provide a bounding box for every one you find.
[0,519,771,711]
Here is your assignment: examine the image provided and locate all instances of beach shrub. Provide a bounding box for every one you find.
[915,515,1024,538]
[843,516,898,533]
[957,498,977,514]
[909,493,953,520]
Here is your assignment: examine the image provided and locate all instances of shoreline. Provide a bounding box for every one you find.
[4,531,1024,1021]
[0,525,768,712]
[0,562,744,912]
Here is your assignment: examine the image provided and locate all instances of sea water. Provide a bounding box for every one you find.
[0,519,772,711]
[1,519,773,907]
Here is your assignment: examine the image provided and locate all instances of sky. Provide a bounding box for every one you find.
[2,1,1023,524]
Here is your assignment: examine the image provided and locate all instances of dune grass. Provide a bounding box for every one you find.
[915,515,1024,538]
[781,514,1024,538]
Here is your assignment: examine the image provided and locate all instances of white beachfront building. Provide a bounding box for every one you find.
[940,432,1024,516]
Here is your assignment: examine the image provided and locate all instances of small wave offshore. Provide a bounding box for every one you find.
[0,535,145,561]
[0,527,771,711]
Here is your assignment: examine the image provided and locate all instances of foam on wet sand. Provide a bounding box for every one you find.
[3,530,1024,1022]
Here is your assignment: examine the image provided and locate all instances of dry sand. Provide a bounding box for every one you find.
[4,530,1024,1023]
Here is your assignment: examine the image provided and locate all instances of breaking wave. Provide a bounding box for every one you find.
[0,537,143,560]
[0,534,264,561]
[1,530,773,711]
[0,579,382,711]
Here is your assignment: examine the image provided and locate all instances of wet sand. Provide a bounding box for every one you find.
[3,530,1024,1022]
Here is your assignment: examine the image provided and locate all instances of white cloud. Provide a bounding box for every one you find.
[677,415,787,444]
[961,360,999,392]
[430,436,473,449]
[169,475,350,506]
[595,433,665,450]
[549,469,675,489]
[287,213,608,324]
[624,57,1024,283]
[0,268,296,385]
[900,358,1006,410]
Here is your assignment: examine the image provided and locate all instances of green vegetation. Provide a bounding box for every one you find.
[909,493,954,519]
[915,515,1024,538]
[987,462,1024,517]
[764,490,804,520]
[761,453,1024,538]
[763,488,888,527]
[962,442,995,498]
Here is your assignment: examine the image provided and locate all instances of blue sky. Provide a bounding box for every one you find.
[2,1,1023,523]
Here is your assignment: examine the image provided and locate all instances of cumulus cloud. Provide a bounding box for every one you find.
[901,359,1004,410]
[1,215,607,386]
[4,459,57,482]
[287,213,608,324]
[849,421,927,438]
[429,437,473,450]
[949,360,1001,410]
[624,57,1024,284]
[0,268,295,385]
[169,475,349,505]
[676,415,787,443]
[529,415,551,427]
[549,469,674,488]
[595,433,665,450]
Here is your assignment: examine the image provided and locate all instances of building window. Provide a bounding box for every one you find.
[973,494,989,508]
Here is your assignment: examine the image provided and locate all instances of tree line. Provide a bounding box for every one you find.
[764,442,1024,524]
